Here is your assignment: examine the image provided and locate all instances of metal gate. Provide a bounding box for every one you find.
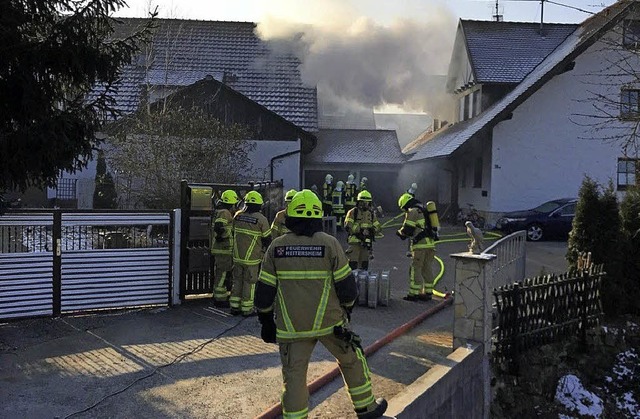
[0,213,54,319]
[0,210,174,320]
[179,180,283,298]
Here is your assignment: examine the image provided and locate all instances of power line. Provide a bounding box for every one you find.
[545,0,597,14]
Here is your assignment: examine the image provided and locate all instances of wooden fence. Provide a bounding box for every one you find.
[492,265,604,366]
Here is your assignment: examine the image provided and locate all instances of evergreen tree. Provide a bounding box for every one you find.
[93,150,117,209]
[0,0,155,191]
[567,176,601,267]
[619,187,640,315]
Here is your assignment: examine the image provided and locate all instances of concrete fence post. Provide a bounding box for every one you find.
[451,251,496,419]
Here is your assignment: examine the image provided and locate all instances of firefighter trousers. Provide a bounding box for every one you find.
[279,333,375,418]
[409,247,435,296]
[212,254,232,302]
[348,243,370,269]
[230,264,259,314]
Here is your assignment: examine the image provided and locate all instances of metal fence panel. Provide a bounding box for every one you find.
[0,252,54,319]
[60,248,170,313]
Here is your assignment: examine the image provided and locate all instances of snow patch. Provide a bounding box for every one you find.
[555,374,603,418]
[616,392,639,417]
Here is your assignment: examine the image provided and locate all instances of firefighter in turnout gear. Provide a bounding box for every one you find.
[344,190,381,271]
[231,190,271,316]
[254,190,388,419]
[322,174,334,216]
[210,189,238,307]
[332,180,346,227]
[359,176,368,191]
[345,174,358,214]
[271,189,297,239]
[396,193,438,302]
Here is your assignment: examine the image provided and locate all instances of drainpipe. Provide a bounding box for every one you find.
[270,149,301,183]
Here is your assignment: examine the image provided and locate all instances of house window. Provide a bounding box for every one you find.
[473,157,482,188]
[460,165,467,188]
[474,89,482,116]
[623,20,640,49]
[621,88,640,119]
[56,178,77,200]
[464,94,471,121]
[617,158,638,190]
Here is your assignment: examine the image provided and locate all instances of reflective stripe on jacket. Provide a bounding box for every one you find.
[344,207,381,244]
[211,208,233,255]
[399,207,435,249]
[322,183,333,205]
[233,210,271,265]
[271,209,290,239]
[258,232,352,341]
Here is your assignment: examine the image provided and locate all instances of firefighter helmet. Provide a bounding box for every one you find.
[347,174,355,183]
[357,190,372,202]
[325,174,333,184]
[244,190,264,205]
[335,181,344,191]
[287,190,323,219]
[284,189,297,202]
[220,189,239,205]
[398,193,413,210]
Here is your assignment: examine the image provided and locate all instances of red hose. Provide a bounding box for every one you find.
[255,294,453,419]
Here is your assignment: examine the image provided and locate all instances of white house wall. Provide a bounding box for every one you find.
[246,139,301,191]
[456,141,492,213]
[490,33,638,213]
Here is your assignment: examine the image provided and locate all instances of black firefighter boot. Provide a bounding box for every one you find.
[355,398,388,418]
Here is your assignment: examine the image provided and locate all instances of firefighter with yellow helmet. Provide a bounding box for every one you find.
[254,190,388,419]
[271,189,297,239]
[231,190,271,316]
[210,189,238,307]
[344,190,381,271]
[396,193,440,301]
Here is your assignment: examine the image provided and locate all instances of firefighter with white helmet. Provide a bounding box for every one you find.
[210,189,238,307]
[254,189,388,419]
[332,180,346,226]
[344,190,381,271]
[322,174,334,216]
[271,189,297,239]
[345,174,358,214]
[230,190,271,316]
[360,176,368,191]
[396,193,440,301]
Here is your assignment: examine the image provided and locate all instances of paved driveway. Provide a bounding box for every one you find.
[0,226,569,418]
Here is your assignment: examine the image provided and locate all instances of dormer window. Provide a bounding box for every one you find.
[623,20,640,49]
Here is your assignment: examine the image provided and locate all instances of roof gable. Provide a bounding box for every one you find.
[409,1,636,162]
[307,129,405,165]
[103,19,317,132]
[461,20,578,84]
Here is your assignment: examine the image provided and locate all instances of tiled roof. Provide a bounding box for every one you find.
[307,129,405,165]
[462,20,578,84]
[409,1,635,162]
[98,19,317,131]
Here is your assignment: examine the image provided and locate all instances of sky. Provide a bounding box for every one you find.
[113,0,618,115]
[115,0,617,24]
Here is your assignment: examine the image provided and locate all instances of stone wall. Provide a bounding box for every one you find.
[386,343,484,418]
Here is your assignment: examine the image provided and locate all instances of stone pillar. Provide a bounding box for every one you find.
[451,251,496,419]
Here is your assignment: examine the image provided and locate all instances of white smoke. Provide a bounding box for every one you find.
[256,3,457,117]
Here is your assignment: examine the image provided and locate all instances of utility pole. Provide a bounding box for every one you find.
[493,0,503,22]
[540,0,545,35]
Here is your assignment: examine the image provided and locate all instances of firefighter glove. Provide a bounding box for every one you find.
[258,312,277,343]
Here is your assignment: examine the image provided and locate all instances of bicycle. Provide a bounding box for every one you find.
[456,203,486,229]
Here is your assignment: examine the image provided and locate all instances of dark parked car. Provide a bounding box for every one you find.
[495,198,577,241]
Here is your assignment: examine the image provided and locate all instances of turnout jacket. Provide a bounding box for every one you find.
[270,209,290,239]
[210,208,234,255]
[255,232,357,342]
[233,209,271,265]
[344,207,381,245]
[398,207,436,250]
